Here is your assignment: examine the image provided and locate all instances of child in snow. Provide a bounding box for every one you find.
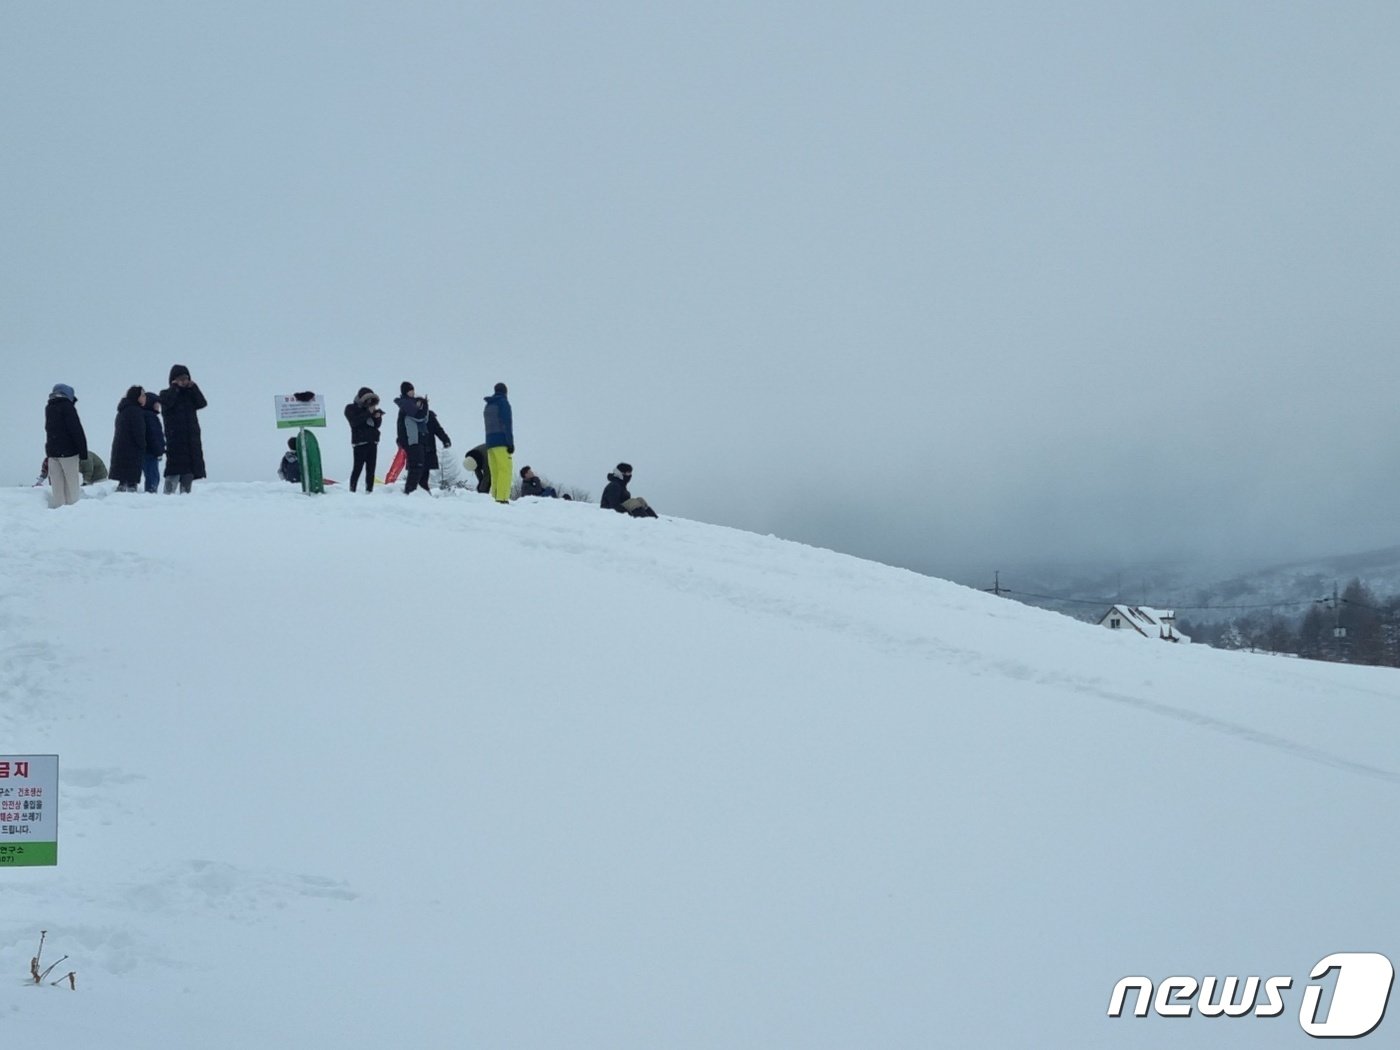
[142,393,165,492]
[278,437,301,484]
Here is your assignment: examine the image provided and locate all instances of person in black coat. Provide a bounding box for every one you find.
[160,364,207,493]
[417,401,452,491]
[109,386,148,492]
[344,387,385,493]
[141,394,166,493]
[394,384,431,495]
[600,462,658,518]
[44,383,88,508]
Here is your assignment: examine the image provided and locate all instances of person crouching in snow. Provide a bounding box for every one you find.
[600,462,657,518]
[278,437,301,483]
[110,386,148,492]
[462,444,492,493]
[80,452,108,485]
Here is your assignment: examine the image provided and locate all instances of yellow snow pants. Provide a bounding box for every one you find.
[488,446,512,503]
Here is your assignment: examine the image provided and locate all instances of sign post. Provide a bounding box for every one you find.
[0,755,59,867]
[274,393,327,494]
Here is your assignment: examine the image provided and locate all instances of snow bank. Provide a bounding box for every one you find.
[2,482,1397,1048]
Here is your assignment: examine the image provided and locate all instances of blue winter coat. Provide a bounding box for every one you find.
[483,394,513,449]
[143,399,166,458]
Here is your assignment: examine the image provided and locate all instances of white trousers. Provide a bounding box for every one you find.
[48,456,81,508]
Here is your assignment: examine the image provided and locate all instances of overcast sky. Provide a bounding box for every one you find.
[5,2,1398,579]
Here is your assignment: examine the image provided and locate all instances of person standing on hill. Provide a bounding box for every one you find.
[344,387,384,493]
[141,393,165,492]
[395,382,431,495]
[109,386,148,492]
[417,399,452,492]
[160,364,207,494]
[44,383,88,509]
[482,382,513,504]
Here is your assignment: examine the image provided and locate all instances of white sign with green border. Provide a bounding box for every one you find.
[0,755,58,867]
[275,394,327,428]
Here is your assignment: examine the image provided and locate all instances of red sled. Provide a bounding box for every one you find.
[383,448,407,484]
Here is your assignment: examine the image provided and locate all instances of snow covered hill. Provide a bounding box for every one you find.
[3,483,1399,1048]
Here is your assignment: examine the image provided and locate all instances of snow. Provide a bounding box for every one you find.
[3,481,1399,1048]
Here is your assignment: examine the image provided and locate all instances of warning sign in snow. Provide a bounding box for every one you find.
[274,394,327,428]
[0,755,58,867]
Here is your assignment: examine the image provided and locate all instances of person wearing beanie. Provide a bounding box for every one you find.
[394,385,432,494]
[159,364,207,493]
[600,462,658,518]
[141,392,165,492]
[44,383,88,508]
[415,397,452,493]
[461,444,492,494]
[109,386,148,492]
[518,465,557,499]
[482,382,513,503]
[344,387,385,492]
[277,436,302,484]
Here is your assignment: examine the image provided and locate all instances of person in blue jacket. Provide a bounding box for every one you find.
[482,382,513,504]
[141,392,166,492]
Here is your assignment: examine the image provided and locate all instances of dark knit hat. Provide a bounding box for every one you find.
[169,364,191,383]
[400,381,414,396]
[288,437,298,451]
[520,465,531,478]
[616,462,633,475]
[493,382,507,395]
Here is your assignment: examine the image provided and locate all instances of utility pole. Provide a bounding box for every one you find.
[1330,582,1348,662]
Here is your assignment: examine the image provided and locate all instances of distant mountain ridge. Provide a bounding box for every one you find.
[947,543,1400,624]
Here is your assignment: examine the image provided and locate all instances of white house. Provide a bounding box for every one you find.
[1098,605,1190,643]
